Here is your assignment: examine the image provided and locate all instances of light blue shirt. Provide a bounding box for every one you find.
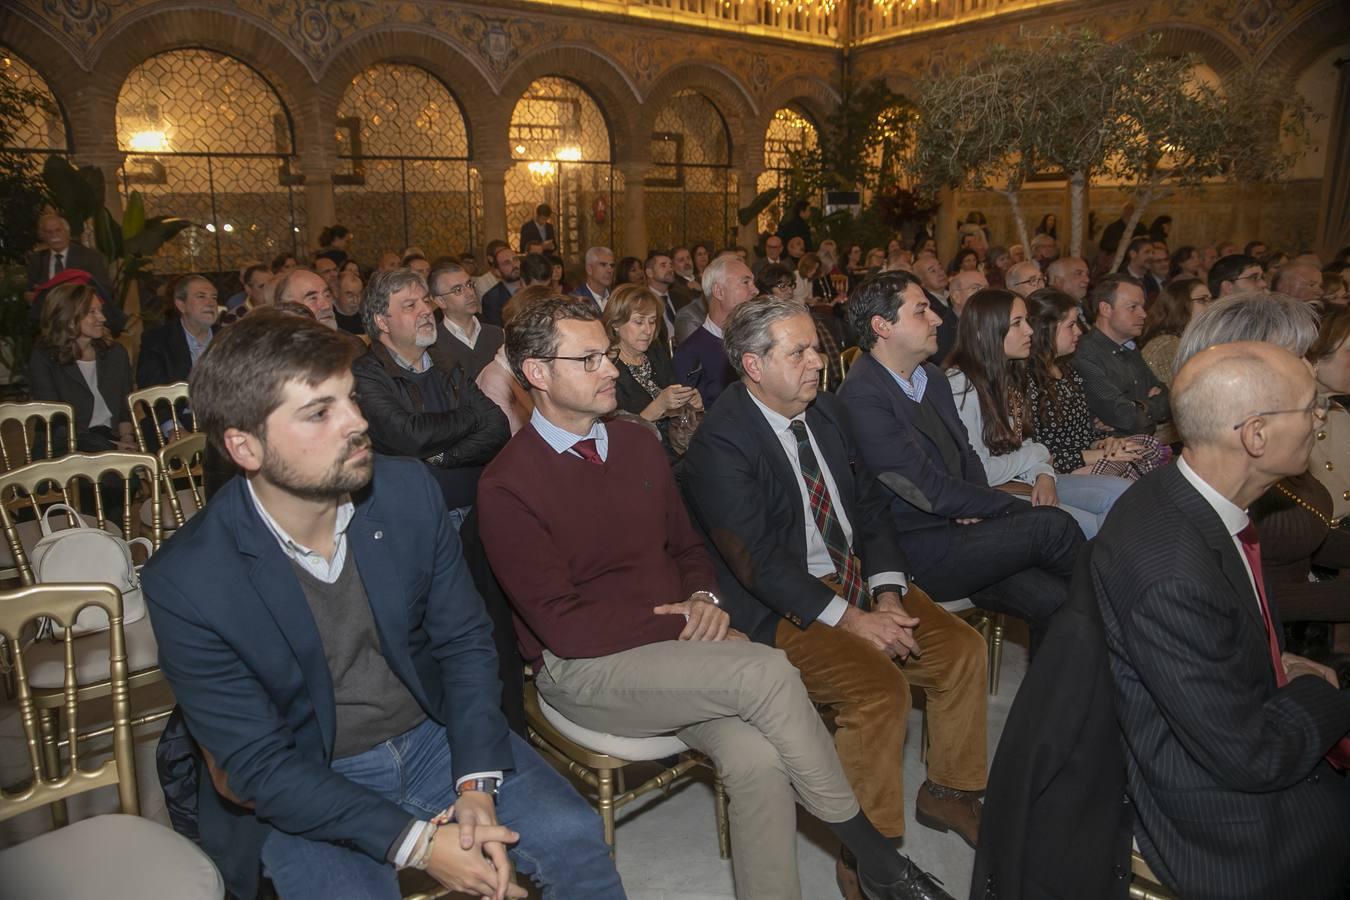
[182,321,213,367]
[530,408,609,462]
[885,360,928,404]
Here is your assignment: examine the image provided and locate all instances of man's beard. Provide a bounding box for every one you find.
[261,434,373,501]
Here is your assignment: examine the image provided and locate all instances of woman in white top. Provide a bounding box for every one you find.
[946,288,1130,538]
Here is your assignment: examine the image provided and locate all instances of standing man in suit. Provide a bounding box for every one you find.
[836,271,1081,650]
[27,212,121,332]
[428,263,503,380]
[571,247,615,314]
[518,203,556,254]
[644,251,680,351]
[682,296,985,895]
[144,313,622,900]
[672,254,756,409]
[1093,341,1350,900]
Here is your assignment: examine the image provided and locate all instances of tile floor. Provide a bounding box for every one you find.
[0,627,1029,900]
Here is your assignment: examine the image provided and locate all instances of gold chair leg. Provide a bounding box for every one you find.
[713,776,731,860]
[989,614,1005,695]
[37,707,68,828]
[598,767,617,858]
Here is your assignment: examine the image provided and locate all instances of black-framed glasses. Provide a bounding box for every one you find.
[1231,396,1331,430]
[536,352,609,372]
[1011,274,1046,288]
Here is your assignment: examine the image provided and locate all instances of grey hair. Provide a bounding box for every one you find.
[1174,292,1320,371]
[723,296,812,378]
[428,263,464,294]
[360,268,428,341]
[701,253,741,300]
[271,267,313,305]
[585,246,613,267]
[173,273,212,304]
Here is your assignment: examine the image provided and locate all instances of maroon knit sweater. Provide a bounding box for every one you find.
[477,419,719,666]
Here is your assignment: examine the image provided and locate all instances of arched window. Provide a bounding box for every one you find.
[757,106,819,234]
[645,90,736,251]
[116,49,304,274]
[1,48,68,156]
[506,77,614,258]
[335,64,477,261]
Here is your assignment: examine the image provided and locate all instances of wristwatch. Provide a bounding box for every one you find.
[457,777,501,798]
[693,590,721,607]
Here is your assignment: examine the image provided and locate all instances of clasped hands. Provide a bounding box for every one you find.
[425,791,526,900]
[839,590,921,661]
[654,593,748,641]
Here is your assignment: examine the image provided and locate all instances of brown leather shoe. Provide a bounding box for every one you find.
[836,846,866,900]
[914,780,982,848]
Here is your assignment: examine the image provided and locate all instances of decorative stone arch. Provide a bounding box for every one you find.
[638,62,759,171]
[315,27,498,161]
[1256,3,1350,79]
[751,74,838,169]
[496,44,642,165]
[0,10,85,150]
[1116,22,1247,76]
[84,9,318,158]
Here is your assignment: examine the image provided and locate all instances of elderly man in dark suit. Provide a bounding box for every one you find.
[143,314,621,900]
[683,296,983,899]
[27,212,121,333]
[836,271,1082,650]
[1093,340,1350,900]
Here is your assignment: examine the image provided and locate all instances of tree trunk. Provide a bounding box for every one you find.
[1109,183,1156,272]
[1068,170,1087,259]
[1000,189,1030,253]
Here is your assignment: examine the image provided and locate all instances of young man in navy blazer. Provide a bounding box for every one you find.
[143,312,622,900]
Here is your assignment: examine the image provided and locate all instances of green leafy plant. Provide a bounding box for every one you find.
[0,75,52,265]
[0,264,34,387]
[42,156,193,312]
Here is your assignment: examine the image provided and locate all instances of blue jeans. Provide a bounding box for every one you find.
[1055,472,1132,539]
[260,719,623,899]
[446,504,472,533]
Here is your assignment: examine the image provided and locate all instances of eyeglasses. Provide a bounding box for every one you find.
[1231,396,1331,430]
[1011,274,1046,289]
[1233,271,1266,285]
[536,352,609,372]
[434,283,475,298]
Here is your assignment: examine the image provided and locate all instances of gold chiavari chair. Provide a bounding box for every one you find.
[0,402,75,582]
[127,381,192,453]
[0,452,169,827]
[147,432,207,534]
[840,346,863,374]
[0,583,223,898]
[1130,850,1175,899]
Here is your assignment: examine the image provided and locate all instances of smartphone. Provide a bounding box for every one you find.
[682,360,704,387]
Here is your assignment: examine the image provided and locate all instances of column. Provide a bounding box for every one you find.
[70,139,126,221]
[618,160,648,258]
[1316,58,1350,259]
[476,158,510,250]
[300,162,336,254]
[736,165,764,251]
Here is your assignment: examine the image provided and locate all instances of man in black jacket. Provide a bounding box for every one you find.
[352,269,509,527]
[137,274,221,442]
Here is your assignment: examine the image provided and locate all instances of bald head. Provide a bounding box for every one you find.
[1272,262,1323,302]
[1173,342,1313,450]
[948,270,988,316]
[1006,261,1045,297]
[1046,256,1089,302]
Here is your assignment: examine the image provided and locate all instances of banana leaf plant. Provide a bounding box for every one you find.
[42,155,193,310]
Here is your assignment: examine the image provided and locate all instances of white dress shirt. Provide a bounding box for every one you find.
[746,391,907,626]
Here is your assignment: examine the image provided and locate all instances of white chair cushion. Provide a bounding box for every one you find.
[0,515,122,570]
[0,813,222,899]
[535,692,689,761]
[139,488,201,530]
[24,614,159,689]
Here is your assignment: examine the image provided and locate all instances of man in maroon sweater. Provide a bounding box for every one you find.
[477,298,953,900]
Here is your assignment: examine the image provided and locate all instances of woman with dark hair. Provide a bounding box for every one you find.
[1034,214,1058,240]
[756,263,844,390]
[1167,245,1201,281]
[911,234,936,258]
[28,282,136,454]
[947,288,1130,537]
[1140,277,1211,385]
[691,242,713,277]
[316,225,351,269]
[1147,215,1171,241]
[614,256,646,287]
[603,283,701,454]
[1024,287,1170,481]
[947,247,980,276]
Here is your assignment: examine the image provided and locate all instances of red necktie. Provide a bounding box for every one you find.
[571,438,603,465]
[1238,524,1350,769]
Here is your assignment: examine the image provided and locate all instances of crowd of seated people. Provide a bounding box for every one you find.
[13,208,1350,900]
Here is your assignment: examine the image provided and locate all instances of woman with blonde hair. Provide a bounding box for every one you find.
[28,281,136,454]
[603,283,701,454]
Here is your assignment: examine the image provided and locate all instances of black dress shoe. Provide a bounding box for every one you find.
[858,855,955,900]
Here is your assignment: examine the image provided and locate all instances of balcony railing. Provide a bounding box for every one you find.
[523,0,842,44]
[851,0,1070,45]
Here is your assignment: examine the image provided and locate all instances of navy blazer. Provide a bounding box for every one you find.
[136,319,195,390]
[143,456,512,898]
[680,381,908,645]
[671,325,733,410]
[1094,464,1350,899]
[836,353,1018,549]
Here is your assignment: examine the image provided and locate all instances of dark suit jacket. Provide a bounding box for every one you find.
[836,353,1018,557]
[671,325,732,409]
[480,281,515,328]
[143,457,513,898]
[27,244,123,334]
[1073,328,1170,436]
[517,219,555,251]
[570,283,607,315]
[680,382,909,645]
[1093,464,1350,900]
[137,320,195,389]
[926,290,959,367]
[970,549,1132,900]
[27,342,133,445]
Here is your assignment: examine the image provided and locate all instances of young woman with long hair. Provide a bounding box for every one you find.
[947,288,1131,537]
[1140,277,1211,385]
